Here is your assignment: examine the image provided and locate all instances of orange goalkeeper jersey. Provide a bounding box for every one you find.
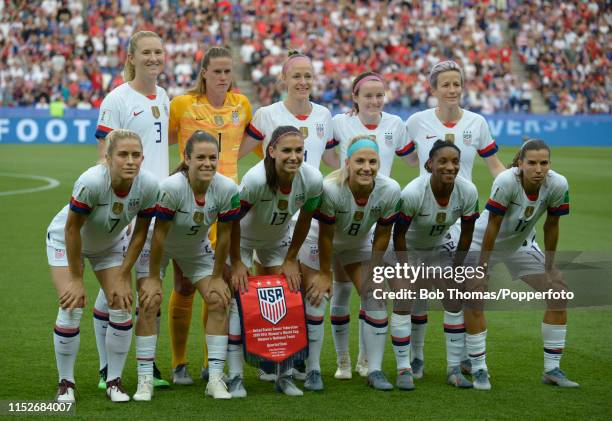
[170,92,263,182]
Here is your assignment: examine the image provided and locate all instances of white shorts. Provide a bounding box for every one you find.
[135,221,155,279]
[238,234,292,269]
[46,232,127,272]
[298,236,370,270]
[137,241,215,284]
[467,238,545,280]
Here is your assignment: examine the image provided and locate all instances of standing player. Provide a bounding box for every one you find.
[93,30,171,391]
[299,137,401,391]
[465,139,578,390]
[403,60,506,378]
[228,126,323,397]
[393,140,480,390]
[47,130,158,403]
[145,131,241,399]
[329,71,418,379]
[168,46,263,385]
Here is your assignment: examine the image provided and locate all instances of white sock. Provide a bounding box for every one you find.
[305,297,327,372]
[331,282,352,360]
[54,308,82,383]
[390,313,411,371]
[363,309,388,373]
[136,335,157,377]
[542,323,566,372]
[410,298,428,361]
[357,307,367,363]
[106,309,133,382]
[93,289,109,371]
[206,335,228,378]
[466,330,488,372]
[227,299,244,378]
[444,310,466,368]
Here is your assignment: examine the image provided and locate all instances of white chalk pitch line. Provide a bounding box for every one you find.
[0,172,60,196]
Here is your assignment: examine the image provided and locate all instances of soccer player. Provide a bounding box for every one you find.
[93,30,171,390]
[144,131,241,399]
[227,126,323,397]
[403,60,506,378]
[465,139,578,390]
[329,71,418,379]
[393,140,480,390]
[47,130,158,403]
[168,46,263,385]
[300,137,401,391]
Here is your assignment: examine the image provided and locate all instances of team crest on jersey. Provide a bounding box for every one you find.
[206,205,218,217]
[354,211,364,221]
[193,212,204,224]
[112,202,123,215]
[232,111,239,126]
[463,130,472,145]
[384,132,393,145]
[214,115,224,127]
[299,127,309,138]
[277,200,288,210]
[258,286,287,325]
[445,134,455,143]
[371,205,382,215]
[151,106,160,119]
[436,212,446,224]
[128,198,140,213]
[316,123,324,139]
[295,193,305,208]
[524,206,534,219]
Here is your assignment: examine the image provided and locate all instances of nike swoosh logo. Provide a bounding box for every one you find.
[177,209,188,214]
[112,333,121,337]
[133,110,144,116]
[418,213,430,216]
[59,341,68,344]
[426,135,437,140]
[97,203,108,206]
[450,339,461,342]
[261,199,273,202]
[510,201,520,206]
[337,211,349,214]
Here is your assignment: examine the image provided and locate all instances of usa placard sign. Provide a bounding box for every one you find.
[236,274,308,364]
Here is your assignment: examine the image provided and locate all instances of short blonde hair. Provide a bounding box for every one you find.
[428,60,464,89]
[104,129,142,160]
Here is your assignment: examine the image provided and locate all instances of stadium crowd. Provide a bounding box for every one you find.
[0,0,609,114]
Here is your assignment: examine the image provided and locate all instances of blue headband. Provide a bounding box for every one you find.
[347,138,379,158]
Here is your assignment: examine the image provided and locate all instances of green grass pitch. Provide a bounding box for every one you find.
[0,145,611,420]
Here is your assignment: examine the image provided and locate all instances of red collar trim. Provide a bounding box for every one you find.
[443,122,456,128]
[364,124,378,130]
[113,189,129,198]
[146,94,157,100]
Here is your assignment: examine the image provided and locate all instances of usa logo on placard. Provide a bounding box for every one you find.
[258,286,287,325]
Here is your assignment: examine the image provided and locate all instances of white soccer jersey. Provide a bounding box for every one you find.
[156,172,240,255]
[405,108,498,181]
[331,111,414,177]
[96,83,170,180]
[314,174,401,248]
[472,168,569,251]
[47,165,158,254]
[239,161,323,249]
[248,101,334,169]
[398,174,480,249]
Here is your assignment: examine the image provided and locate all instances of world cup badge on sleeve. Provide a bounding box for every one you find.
[299,127,309,138]
[112,202,123,215]
[445,133,455,143]
[524,206,534,219]
[436,212,446,224]
[257,286,287,325]
[193,211,204,224]
[151,106,160,119]
[316,123,324,139]
[277,200,288,210]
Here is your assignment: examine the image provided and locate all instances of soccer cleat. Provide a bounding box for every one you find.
[472,369,492,390]
[258,369,277,382]
[201,367,209,381]
[133,375,154,401]
[205,374,231,399]
[411,358,425,379]
[334,355,352,380]
[228,376,247,398]
[106,378,130,402]
[367,371,393,391]
[396,369,415,391]
[542,368,579,388]
[304,370,324,391]
[460,359,472,375]
[293,359,307,381]
[172,364,194,386]
[275,375,304,396]
[355,357,369,378]
[153,363,170,388]
[447,366,473,388]
[55,379,76,403]
[97,366,108,390]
